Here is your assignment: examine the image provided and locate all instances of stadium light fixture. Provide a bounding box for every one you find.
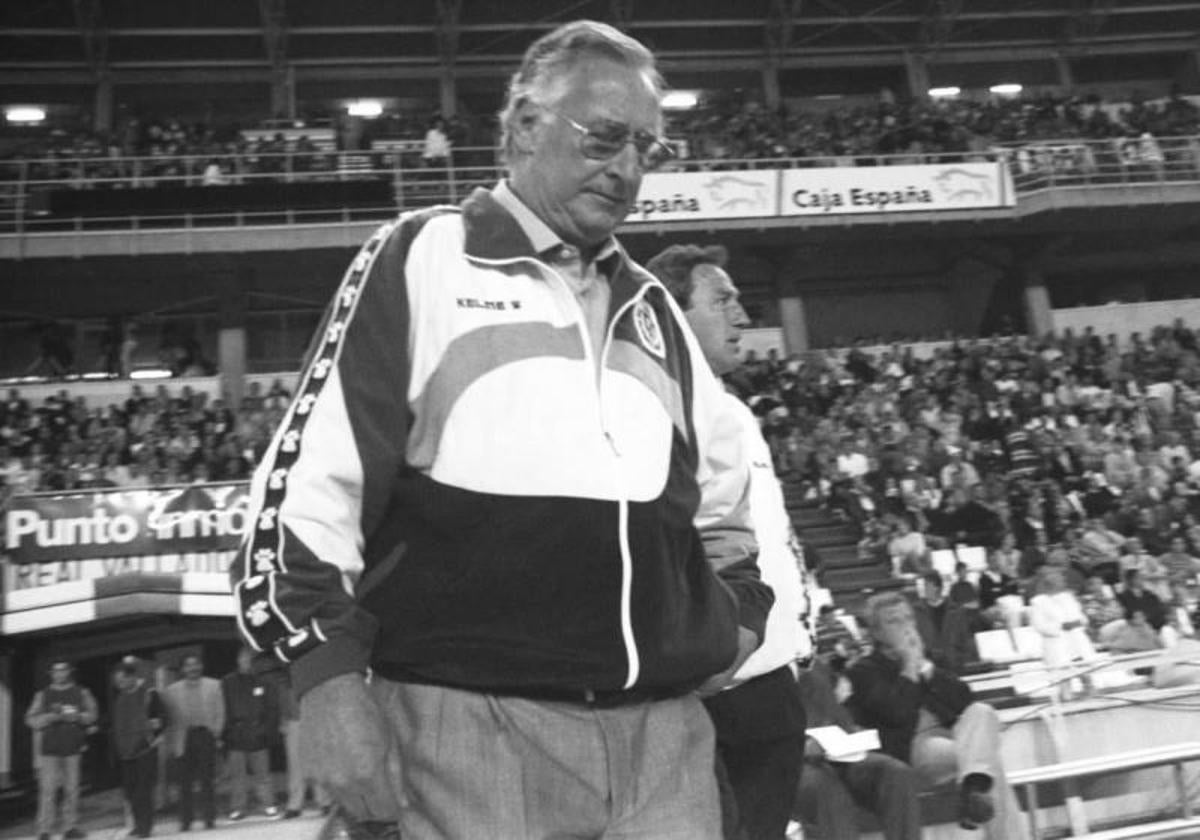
[6,105,46,124]
[347,100,383,118]
[130,368,174,380]
[989,83,1023,96]
[661,90,700,110]
[927,87,961,99]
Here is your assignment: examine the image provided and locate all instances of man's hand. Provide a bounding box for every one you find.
[300,673,405,823]
[696,626,759,697]
[803,736,826,760]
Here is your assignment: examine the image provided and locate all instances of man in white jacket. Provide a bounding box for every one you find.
[649,243,816,840]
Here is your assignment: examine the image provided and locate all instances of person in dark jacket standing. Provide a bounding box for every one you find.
[111,658,166,840]
[222,647,281,819]
[25,660,99,840]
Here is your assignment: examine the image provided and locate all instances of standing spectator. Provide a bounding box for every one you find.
[1029,568,1097,698]
[111,658,167,840]
[421,116,451,171]
[163,654,224,832]
[221,647,282,820]
[279,670,332,819]
[24,660,98,840]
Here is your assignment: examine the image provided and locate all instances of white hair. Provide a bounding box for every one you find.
[496,19,664,165]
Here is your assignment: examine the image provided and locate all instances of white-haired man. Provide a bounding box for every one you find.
[232,20,771,840]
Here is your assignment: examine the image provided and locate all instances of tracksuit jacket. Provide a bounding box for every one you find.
[232,185,773,699]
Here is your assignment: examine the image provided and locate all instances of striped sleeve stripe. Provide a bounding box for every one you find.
[233,217,399,656]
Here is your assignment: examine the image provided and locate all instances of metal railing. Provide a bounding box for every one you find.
[3,135,1200,233]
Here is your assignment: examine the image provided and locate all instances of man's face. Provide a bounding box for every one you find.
[182,656,203,681]
[49,663,71,687]
[684,264,749,376]
[509,56,660,248]
[874,603,923,655]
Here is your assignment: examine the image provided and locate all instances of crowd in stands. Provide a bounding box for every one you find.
[7,89,1200,191]
[0,379,292,508]
[737,319,1200,671]
[671,89,1200,164]
[4,317,1200,671]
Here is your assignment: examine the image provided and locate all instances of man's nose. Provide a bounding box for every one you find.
[730,302,751,327]
[606,141,643,181]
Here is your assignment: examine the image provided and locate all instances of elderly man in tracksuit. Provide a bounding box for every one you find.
[231,20,772,840]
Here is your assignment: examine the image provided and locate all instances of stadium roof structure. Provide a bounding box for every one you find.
[3,0,1200,98]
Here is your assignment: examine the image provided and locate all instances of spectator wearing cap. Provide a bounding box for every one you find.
[25,660,98,840]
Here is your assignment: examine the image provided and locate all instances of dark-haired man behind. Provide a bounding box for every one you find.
[25,660,98,840]
[648,242,812,840]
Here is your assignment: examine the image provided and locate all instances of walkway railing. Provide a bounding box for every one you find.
[2,135,1200,233]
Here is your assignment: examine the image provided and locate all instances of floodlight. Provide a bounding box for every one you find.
[6,106,46,124]
[347,100,383,118]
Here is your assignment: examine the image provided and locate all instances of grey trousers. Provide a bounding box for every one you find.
[911,702,1029,840]
[374,679,722,840]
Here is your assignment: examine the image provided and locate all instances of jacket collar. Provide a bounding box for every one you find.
[462,182,621,270]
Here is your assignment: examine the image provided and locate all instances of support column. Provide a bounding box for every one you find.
[904,51,930,98]
[0,651,10,788]
[218,280,248,409]
[1056,53,1074,91]
[94,75,113,133]
[438,71,458,119]
[762,61,781,112]
[1022,269,1054,339]
[269,70,289,121]
[778,295,809,354]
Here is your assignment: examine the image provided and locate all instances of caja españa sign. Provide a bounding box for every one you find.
[780,162,1013,216]
[4,482,251,564]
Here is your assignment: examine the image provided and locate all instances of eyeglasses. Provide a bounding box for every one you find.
[547,108,676,172]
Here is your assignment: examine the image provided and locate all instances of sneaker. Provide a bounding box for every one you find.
[64,830,87,840]
[229,810,245,821]
[284,809,302,819]
[264,806,281,818]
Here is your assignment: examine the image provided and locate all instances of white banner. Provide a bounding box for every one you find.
[626,170,777,224]
[780,162,1013,216]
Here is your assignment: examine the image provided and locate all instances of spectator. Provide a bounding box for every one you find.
[1161,535,1200,585]
[421,116,451,170]
[1117,568,1168,631]
[888,517,931,576]
[1079,575,1125,640]
[1029,567,1096,698]
[978,548,1021,612]
[162,654,224,832]
[948,562,980,608]
[815,605,863,672]
[110,658,167,840]
[221,647,282,820]
[278,670,332,819]
[846,592,1027,839]
[911,573,980,674]
[794,658,921,840]
[24,660,98,840]
[1119,537,1171,600]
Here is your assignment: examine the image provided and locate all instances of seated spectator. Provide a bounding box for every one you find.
[948,562,980,608]
[1078,517,1125,583]
[1106,608,1164,653]
[846,592,1028,839]
[912,573,980,674]
[1161,535,1200,586]
[814,605,862,673]
[978,549,1022,621]
[793,658,921,840]
[1119,537,1171,601]
[1117,568,1167,631]
[888,517,931,576]
[1079,575,1125,640]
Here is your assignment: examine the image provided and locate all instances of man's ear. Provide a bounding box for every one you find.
[509,99,543,157]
